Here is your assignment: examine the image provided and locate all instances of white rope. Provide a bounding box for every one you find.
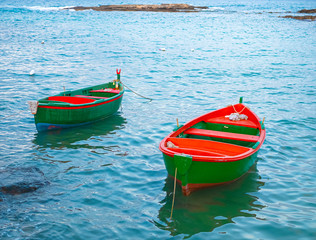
[120,81,153,101]
[1,110,25,120]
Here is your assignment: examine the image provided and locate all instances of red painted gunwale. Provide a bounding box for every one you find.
[38,94,123,110]
[159,103,266,163]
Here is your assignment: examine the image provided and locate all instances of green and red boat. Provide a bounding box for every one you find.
[159,98,266,196]
[28,70,124,132]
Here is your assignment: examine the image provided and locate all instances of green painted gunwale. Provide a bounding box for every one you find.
[34,81,124,127]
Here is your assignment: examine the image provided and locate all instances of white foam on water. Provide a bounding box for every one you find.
[25,6,74,11]
[202,7,225,12]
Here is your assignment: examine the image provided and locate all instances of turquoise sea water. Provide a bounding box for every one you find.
[1,0,316,239]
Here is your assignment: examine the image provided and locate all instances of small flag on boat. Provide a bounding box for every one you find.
[27,101,39,114]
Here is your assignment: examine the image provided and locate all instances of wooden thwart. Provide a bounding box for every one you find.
[167,137,251,156]
[90,89,120,94]
[75,95,109,99]
[206,116,258,128]
[184,128,259,142]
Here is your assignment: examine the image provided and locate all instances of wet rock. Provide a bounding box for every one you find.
[66,4,208,12]
[0,167,49,195]
[280,9,316,21]
[298,9,316,14]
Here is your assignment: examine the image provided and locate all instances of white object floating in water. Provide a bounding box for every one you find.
[29,70,35,76]
[27,101,39,114]
[159,48,166,51]
[191,48,195,52]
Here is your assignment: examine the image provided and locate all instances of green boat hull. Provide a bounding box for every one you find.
[159,102,266,195]
[162,151,258,195]
[33,82,124,131]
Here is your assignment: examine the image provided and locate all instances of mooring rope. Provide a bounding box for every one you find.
[170,118,179,220]
[120,81,153,101]
[232,104,246,114]
[170,167,177,220]
[1,110,25,120]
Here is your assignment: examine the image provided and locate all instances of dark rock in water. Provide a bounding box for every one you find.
[298,9,316,14]
[0,167,49,195]
[66,4,208,12]
[282,15,316,21]
[279,8,316,21]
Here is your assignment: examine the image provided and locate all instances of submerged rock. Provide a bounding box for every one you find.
[66,4,208,12]
[0,167,49,195]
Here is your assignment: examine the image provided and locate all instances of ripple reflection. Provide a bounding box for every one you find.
[32,114,127,150]
[154,165,265,238]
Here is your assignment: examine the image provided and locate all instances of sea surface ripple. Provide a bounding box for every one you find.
[0,0,315,239]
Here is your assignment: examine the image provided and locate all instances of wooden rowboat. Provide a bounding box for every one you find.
[159,98,266,196]
[28,70,124,132]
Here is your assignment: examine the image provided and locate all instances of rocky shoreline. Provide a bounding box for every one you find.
[282,15,316,21]
[66,4,208,12]
[281,8,316,21]
[66,5,316,21]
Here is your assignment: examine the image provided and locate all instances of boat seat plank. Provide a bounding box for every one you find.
[184,128,259,142]
[206,116,258,128]
[167,147,227,157]
[167,137,251,156]
[48,96,95,104]
[74,95,109,99]
[90,89,120,94]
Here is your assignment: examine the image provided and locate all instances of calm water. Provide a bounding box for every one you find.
[1,0,316,239]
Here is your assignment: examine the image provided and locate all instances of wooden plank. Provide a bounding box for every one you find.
[184,128,259,142]
[167,147,226,157]
[167,137,251,156]
[75,95,108,99]
[89,89,120,94]
[206,116,258,128]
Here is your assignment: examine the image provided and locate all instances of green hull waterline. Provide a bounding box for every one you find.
[162,151,258,187]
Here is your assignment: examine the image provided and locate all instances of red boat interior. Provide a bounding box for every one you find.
[48,96,96,104]
[164,104,264,158]
[90,89,120,94]
[45,88,121,104]
[206,116,257,128]
[183,128,260,142]
[74,95,109,99]
[166,137,251,157]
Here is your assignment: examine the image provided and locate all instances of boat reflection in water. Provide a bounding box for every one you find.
[153,164,265,238]
[33,113,127,151]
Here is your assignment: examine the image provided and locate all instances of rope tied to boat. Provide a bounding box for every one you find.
[1,110,25,120]
[170,168,177,220]
[226,104,248,121]
[232,104,246,114]
[119,81,153,101]
[170,118,180,220]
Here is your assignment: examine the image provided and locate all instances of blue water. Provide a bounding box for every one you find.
[1,0,316,239]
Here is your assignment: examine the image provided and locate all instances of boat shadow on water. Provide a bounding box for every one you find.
[153,163,265,238]
[32,114,127,150]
